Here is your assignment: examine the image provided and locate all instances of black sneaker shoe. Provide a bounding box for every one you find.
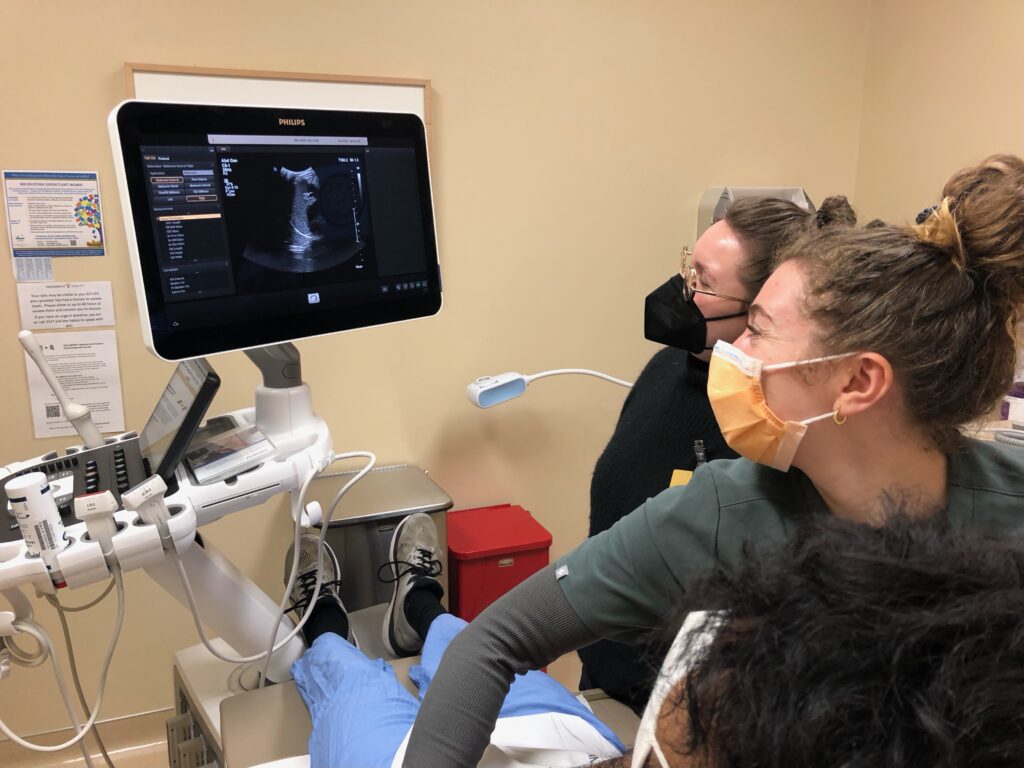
[284,533,357,647]
[380,513,443,657]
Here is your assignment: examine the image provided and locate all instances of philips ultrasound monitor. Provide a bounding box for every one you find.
[108,100,441,360]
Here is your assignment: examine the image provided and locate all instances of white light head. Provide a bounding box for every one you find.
[466,373,528,408]
[466,369,633,408]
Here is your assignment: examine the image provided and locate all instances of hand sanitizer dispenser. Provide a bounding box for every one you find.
[697,186,815,236]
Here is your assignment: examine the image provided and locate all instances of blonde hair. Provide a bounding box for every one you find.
[779,155,1024,451]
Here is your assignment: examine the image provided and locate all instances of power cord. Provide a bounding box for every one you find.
[50,578,115,612]
[48,587,118,768]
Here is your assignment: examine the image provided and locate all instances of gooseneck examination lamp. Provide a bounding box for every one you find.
[467,369,633,408]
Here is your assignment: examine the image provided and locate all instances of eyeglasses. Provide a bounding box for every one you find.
[680,247,750,304]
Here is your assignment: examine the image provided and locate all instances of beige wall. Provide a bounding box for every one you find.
[854,1,1024,223]
[2,0,878,739]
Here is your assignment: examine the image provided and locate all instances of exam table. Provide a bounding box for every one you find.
[218,604,640,767]
[220,654,641,768]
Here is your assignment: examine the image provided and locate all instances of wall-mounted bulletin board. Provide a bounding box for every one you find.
[124,63,431,137]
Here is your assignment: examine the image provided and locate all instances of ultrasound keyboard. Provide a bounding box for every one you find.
[1,434,149,544]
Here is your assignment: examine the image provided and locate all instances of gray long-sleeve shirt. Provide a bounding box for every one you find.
[403,565,596,766]
[405,440,1024,766]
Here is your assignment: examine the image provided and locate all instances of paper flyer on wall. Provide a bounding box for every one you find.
[24,330,125,438]
[13,257,52,282]
[2,171,105,256]
[17,281,115,329]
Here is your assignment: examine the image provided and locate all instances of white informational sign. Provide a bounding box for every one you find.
[24,330,125,438]
[2,171,105,265]
[17,281,115,329]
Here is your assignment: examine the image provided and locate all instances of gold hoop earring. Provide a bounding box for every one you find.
[833,407,847,426]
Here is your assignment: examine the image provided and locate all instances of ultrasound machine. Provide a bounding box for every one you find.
[0,100,442,765]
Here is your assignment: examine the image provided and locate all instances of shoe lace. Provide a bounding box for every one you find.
[377,547,443,584]
[287,568,343,614]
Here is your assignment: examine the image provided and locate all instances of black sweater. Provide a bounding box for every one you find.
[578,346,736,711]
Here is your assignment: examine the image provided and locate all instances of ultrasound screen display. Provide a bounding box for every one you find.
[112,102,441,360]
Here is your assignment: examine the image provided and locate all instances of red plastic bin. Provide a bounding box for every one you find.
[447,504,553,623]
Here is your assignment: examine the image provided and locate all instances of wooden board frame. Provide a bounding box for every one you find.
[123,63,431,139]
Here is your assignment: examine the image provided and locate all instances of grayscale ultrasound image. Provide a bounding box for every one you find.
[240,160,368,273]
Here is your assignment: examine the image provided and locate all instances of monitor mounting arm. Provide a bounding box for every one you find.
[244,344,323,454]
[245,343,302,389]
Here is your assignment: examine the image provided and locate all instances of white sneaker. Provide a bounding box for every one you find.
[284,533,357,647]
[381,513,444,657]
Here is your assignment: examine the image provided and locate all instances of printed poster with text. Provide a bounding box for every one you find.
[3,170,104,280]
[24,330,125,439]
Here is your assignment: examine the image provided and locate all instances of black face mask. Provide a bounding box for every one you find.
[643,274,747,353]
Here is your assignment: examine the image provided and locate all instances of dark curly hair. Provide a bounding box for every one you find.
[661,514,1024,768]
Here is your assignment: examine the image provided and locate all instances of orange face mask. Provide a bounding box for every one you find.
[708,341,851,471]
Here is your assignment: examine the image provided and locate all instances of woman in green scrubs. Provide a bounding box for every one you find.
[403,155,1024,768]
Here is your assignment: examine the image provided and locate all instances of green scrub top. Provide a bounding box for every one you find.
[556,438,1024,644]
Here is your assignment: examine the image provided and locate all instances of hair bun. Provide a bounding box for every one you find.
[939,154,1024,303]
[814,195,857,229]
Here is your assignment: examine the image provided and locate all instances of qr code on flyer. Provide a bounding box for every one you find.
[45,404,61,419]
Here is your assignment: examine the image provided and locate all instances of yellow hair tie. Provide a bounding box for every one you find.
[914,197,967,273]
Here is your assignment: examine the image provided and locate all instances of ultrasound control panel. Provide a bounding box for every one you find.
[1,435,149,544]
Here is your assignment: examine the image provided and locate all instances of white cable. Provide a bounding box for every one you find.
[170,451,376,672]
[48,609,100,768]
[171,451,375,669]
[0,568,125,753]
[253,466,319,686]
[6,619,94,767]
[258,451,376,686]
[524,368,633,389]
[3,586,44,668]
[5,628,48,667]
[2,586,34,623]
[50,591,117,768]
